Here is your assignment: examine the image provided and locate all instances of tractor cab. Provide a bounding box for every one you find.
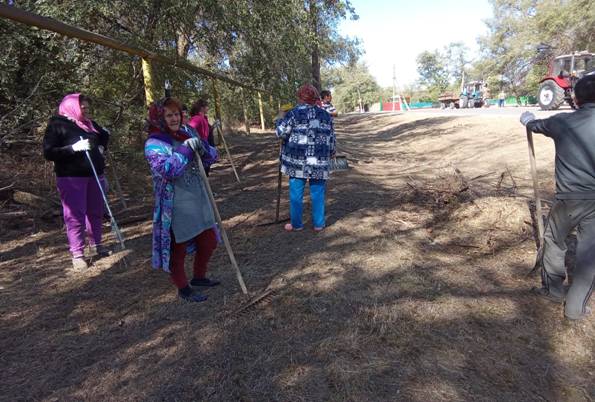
[459,80,485,108]
[539,51,594,110]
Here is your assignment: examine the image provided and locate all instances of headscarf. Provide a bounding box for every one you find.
[297,84,320,105]
[280,103,294,112]
[58,93,98,133]
[146,98,190,142]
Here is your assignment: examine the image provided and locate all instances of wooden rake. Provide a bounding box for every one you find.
[193,149,248,294]
[526,127,546,275]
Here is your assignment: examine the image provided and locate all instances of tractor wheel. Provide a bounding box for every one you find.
[538,80,565,110]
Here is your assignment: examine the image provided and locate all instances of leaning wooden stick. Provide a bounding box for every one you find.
[275,140,283,222]
[107,153,127,210]
[216,125,241,183]
[194,149,248,295]
[526,127,545,245]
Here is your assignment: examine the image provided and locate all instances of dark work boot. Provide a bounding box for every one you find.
[565,306,592,321]
[531,286,564,304]
[90,244,111,259]
[178,286,208,303]
[190,277,221,287]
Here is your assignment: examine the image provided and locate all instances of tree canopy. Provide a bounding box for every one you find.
[0,0,361,145]
[476,0,594,96]
[414,0,595,101]
[322,62,379,112]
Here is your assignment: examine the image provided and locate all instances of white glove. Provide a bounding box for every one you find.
[98,145,105,155]
[183,137,206,156]
[72,138,90,152]
[520,111,536,126]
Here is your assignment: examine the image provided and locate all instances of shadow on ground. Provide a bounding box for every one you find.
[1,113,593,401]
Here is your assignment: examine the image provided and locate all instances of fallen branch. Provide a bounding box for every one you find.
[496,171,506,190]
[0,210,28,220]
[118,214,150,226]
[506,166,518,192]
[0,74,45,125]
[0,183,14,192]
[0,183,14,200]
[13,190,61,209]
[469,171,496,181]
[451,243,482,249]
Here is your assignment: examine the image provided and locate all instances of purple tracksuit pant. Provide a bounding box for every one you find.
[56,176,106,258]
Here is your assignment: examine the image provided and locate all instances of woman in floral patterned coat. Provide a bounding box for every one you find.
[144,98,220,303]
[276,84,336,232]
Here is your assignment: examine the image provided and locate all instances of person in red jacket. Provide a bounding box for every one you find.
[188,99,219,175]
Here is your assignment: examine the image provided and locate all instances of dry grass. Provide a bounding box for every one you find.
[1,112,593,401]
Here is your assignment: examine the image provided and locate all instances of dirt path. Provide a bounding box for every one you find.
[1,112,593,401]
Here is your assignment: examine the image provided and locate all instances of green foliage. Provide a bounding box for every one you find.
[416,51,450,98]
[0,0,361,147]
[477,0,595,96]
[413,42,472,100]
[444,42,470,85]
[322,62,380,112]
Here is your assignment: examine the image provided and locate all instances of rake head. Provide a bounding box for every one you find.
[330,156,349,171]
[232,288,276,316]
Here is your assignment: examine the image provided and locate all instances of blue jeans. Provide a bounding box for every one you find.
[289,177,326,229]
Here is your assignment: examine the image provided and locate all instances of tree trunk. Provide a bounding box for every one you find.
[309,0,321,91]
[240,88,251,135]
[176,31,190,59]
[258,92,265,130]
[210,79,223,144]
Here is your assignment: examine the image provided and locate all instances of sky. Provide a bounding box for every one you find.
[339,0,494,88]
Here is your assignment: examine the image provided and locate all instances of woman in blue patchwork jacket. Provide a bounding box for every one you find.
[276,84,336,232]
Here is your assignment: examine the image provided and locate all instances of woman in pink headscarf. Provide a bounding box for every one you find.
[43,93,110,270]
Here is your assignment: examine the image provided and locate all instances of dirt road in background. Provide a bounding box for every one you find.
[1,112,592,401]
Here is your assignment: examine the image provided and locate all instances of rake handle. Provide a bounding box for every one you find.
[216,125,241,184]
[526,127,545,245]
[193,149,248,295]
[275,140,283,222]
[80,137,125,251]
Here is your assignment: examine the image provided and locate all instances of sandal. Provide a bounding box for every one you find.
[284,223,303,232]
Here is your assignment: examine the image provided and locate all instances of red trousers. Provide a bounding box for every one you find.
[170,229,217,289]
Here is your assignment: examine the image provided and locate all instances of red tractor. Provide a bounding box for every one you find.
[538,51,594,110]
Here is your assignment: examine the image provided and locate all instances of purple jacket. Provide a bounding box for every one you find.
[144,131,218,271]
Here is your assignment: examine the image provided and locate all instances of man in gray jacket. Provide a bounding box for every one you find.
[520,74,595,320]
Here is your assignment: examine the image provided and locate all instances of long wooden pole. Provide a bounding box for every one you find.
[275,141,283,222]
[193,150,248,295]
[141,58,156,106]
[0,4,268,94]
[240,88,251,135]
[258,92,265,130]
[210,79,223,145]
[107,155,127,210]
[210,79,241,183]
[526,127,545,245]
[217,125,241,184]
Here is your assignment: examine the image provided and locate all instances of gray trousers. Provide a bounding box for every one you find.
[541,199,595,318]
